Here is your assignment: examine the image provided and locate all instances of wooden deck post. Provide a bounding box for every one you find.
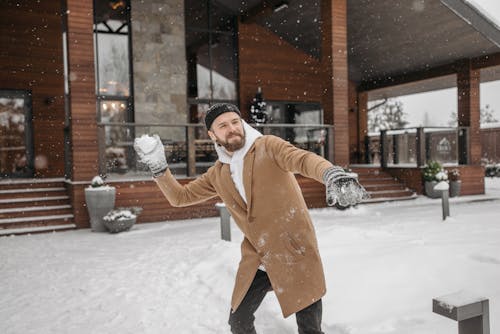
[456,59,481,165]
[321,0,349,165]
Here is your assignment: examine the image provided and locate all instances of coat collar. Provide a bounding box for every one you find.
[213,120,262,164]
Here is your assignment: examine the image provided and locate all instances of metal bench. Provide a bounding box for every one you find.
[433,291,490,334]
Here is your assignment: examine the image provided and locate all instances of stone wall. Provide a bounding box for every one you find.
[131,0,187,141]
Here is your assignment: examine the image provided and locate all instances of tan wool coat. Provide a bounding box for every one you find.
[155,135,333,318]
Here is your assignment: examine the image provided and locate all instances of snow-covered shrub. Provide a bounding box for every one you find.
[485,164,500,177]
[90,175,105,188]
[422,161,447,182]
[103,207,142,233]
[103,207,142,222]
[448,168,460,181]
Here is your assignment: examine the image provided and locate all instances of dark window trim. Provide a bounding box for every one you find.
[186,0,239,118]
[93,0,135,123]
[0,89,34,178]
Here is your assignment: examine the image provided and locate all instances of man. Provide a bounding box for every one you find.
[134,103,368,334]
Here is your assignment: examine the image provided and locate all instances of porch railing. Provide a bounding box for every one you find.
[365,126,470,168]
[97,122,334,177]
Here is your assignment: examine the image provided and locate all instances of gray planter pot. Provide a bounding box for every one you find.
[424,181,441,198]
[450,180,462,197]
[84,186,116,232]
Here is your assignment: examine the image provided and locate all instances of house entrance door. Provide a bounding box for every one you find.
[0,90,34,178]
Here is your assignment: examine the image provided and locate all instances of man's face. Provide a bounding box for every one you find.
[208,112,245,152]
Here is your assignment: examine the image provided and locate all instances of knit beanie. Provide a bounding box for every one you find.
[205,103,241,130]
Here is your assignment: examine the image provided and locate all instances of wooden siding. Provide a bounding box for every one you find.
[66,0,98,182]
[385,165,484,195]
[481,127,500,162]
[0,1,65,177]
[238,21,323,119]
[72,175,327,228]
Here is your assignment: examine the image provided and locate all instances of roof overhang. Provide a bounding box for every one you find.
[348,0,500,88]
[213,0,500,98]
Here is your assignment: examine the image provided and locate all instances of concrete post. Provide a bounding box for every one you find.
[434,181,450,220]
[215,203,231,241]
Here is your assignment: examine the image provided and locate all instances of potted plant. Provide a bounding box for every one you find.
[103,207,142,233]
[84,176,116,232]
[448,168,461,197]
[422,161,448,198]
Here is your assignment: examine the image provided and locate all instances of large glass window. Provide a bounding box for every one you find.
[93,0,133,122]
[94,0,134,174]
[185,0,238,138]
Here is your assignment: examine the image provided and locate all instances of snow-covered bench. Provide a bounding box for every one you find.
[433,291,490,334]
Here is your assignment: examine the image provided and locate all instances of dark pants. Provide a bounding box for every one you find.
[228,270,324,334]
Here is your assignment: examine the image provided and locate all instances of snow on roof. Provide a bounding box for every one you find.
[464,0,500,30]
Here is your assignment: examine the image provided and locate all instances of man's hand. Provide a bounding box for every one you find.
[133,134,168,177]
[323,166,369,208]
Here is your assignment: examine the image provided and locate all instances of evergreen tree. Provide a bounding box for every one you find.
[447,104,498,126]
[249,87,268,124]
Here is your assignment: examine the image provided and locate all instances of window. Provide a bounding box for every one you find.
[185,0,238,138]
[263,101,326,156]
[93,0,133,122]
[94,0,134,173]
[0,90,34,178]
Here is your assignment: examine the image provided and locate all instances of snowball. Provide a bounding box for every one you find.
[135,134,158,154]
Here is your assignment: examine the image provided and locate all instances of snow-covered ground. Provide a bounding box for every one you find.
[1,178,500,334]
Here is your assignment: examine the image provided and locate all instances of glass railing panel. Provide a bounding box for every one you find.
[386,129,417,166]
[98,123,334,178]
[424,128,459,165]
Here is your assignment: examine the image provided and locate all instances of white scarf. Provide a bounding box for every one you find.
[214,120,262,204]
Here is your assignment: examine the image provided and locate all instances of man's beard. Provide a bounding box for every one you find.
[214,130,246,152]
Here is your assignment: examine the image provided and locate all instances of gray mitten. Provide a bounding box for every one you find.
[323,166,369,207]
[133,134,168,177]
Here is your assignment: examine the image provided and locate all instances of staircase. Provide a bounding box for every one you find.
[350,167,417,203]
[0,178,76,236]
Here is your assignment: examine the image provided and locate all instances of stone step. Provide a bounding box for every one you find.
[0,178,65,190]
[0,223,77,236]
[0,205,73,219]
[363,184,407,192]
[0,187,67,199]
[0,196,70,210]
[358,177,399,185]
[0,213,74,226]
[368,189,416,198]
[363,193,418,204]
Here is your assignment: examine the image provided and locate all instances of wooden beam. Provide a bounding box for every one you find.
[358,62,457,92]
[321,0,349,165]
[358,50,500,93]
[472,51,500,69]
